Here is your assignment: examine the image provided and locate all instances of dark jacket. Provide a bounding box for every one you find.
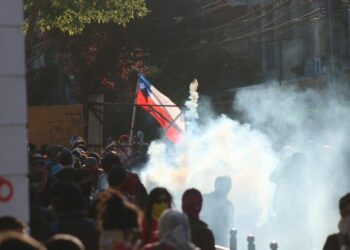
[323,233,350,250]
[48,210,99,250]
[189,217,215,250]
[121,172,148,208]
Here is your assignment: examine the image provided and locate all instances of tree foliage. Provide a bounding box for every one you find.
[24,0,149,35]
[26,24,152,106]
[54,24,150,98]
[25,0,150,105]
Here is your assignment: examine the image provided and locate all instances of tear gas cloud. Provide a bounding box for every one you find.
[140,81,350,250]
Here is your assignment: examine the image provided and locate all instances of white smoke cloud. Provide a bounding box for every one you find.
[185,78,199,121]
[235,82,350,250]
[141,80,279,248]
[140,80,350,250]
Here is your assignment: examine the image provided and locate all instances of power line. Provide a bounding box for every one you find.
[189,0,224,14]
[153,0,295,46]
[165,7,323,54]
[156,0,323,49]
[161,1,298,51]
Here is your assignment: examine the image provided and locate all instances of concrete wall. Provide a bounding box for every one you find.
[0,0,29,222]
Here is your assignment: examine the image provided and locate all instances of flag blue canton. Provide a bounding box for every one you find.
[138,74,151,97]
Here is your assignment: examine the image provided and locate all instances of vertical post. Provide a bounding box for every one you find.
[129,75,139,145]
[247,235,255,250]
[270,242,278,250]
[279,40,283,85]
[230,229,237,250]
[87,95,104,153]
[327,0,335,83]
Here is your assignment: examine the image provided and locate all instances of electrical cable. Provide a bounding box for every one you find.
[165,7,323,54]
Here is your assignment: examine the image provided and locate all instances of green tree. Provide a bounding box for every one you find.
[24,0,149,60]
[24,0,148,36]
[25,0,150,105]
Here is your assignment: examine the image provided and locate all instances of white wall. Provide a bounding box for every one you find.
[0,0,29,223]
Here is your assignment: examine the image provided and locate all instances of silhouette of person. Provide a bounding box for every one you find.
[201,176,234,247]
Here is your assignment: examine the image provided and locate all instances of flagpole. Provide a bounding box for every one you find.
[129,76,139,145]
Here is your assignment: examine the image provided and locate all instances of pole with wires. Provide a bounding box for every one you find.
[129,73,139,145]
[327,0,335,83]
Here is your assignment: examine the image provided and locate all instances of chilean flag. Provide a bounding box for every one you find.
[136,74,185,143]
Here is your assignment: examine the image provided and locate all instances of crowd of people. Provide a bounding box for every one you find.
[0,135,216,250]
[0,135,349,250]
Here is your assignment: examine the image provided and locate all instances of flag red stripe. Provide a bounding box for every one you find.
[136,90,182,143]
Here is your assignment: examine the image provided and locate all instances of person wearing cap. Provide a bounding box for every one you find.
[70,136,87,151]
[323,193,350,250]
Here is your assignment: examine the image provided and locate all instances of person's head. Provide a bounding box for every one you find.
[107,165,127,189]
[72,148,86,168]
[158,209,192,248]
[46,234,85,250]
[70,136,86,150]
[118,135,129,145]
[340,193,350,218]
[101,152,122,173]
[45,145,60,161]
[97,190,139,231]
[214,176,232,195]
[146,187,172,220]
[0,231,46,250]
[50,183,85,214]
[182,188,203,220]
[338,193,350,234]
[0,216,26,234]
[83,157,98,169]
[88,152,101,165]
[73,168,95,198]
[58,150,74,168]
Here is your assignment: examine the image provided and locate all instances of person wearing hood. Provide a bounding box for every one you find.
[182,188,215,250]
[143,209,199,250]
[323,193,350,250]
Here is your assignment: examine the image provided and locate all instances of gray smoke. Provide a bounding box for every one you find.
[234,81,350,250]
[141,80,350,250]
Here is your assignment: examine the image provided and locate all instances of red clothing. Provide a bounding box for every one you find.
[120,172,148,208]
[140,216,158,245]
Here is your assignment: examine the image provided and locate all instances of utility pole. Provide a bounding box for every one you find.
[327,0,335,83]
[279,39,283,85]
